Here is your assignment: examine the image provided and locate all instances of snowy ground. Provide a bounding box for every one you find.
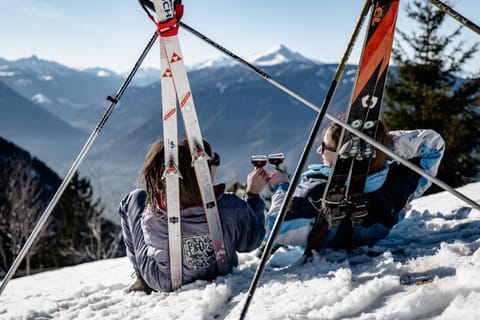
[1,182,480,320]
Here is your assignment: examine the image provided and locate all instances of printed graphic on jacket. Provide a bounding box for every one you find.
[183,234,214,269]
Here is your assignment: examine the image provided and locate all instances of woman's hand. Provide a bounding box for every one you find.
[246,168,269,196]
[269,170,289,189]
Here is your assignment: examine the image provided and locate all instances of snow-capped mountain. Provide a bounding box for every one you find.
[83,67,123,79]
[189,56,237,71]
[0,45,358,220]
[7,55,73,76]
[247,44,314,66]
[189,44,315,71]
[0,55,124,126]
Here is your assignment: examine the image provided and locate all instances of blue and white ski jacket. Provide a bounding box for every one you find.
[266,129,445,249]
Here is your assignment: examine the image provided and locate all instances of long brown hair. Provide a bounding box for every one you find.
[138,139,214,211]
[327,114,389,174]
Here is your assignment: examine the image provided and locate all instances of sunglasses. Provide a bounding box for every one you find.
[320,141,337,153]
[208,152,220,167]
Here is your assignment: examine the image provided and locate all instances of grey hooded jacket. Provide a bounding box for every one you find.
[118,187,265,292]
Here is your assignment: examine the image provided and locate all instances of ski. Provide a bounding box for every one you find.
[147,0,229,280]
[345,0,398,227]
[160,35,183,290]
[307,0,400,252]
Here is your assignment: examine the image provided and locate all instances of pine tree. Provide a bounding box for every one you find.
[0,137,125,276]
[59,173,124,264]
[384,0,480,190]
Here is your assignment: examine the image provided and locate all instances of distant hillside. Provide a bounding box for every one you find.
[0,80,87,173]
[0,136,63,195]
[0,137,125,276]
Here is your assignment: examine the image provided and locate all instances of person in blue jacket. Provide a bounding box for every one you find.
[118,139,268,293]
[265,116,445,254]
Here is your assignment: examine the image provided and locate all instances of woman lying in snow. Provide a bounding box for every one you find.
[264,116,445,255]
[118,139,269,293]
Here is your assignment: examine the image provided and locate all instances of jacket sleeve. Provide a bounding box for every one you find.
[230,195,266,252]
[265,188,286,236]
[246,196,266,227]
[389,129,445,202]
[265,183,315,246]
[140,208,173,292]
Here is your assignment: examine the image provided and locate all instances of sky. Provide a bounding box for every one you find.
[1,182,479,319]
[1,0,479,74]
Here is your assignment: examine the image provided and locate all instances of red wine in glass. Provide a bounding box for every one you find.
[251,155,267,168]
[268,153,285,170]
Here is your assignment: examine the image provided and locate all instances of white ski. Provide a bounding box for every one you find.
[160,35,183,290]
[152,0,229,278]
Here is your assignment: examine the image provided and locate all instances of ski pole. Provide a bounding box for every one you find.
[237,0,372,318]
[0,31,158,296]
[428,0,480,35]
[179,8,480,213]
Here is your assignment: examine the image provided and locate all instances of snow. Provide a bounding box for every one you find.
[1,182,480,320]
[247,44,312,66]
[189,57,236,71]
[39,75,53,81]
[96,70,111,78]
[0,71,16,77]
[31,93,51,104]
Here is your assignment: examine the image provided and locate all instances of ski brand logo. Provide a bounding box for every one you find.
[162,68,172,77]
[180,91,191,108]
[164,108,176,120]
[372,6,384,25]
[170,52,183,63]
[363,121,375,129]
[351,119,363,129]
[206,201,216,209]
[161,0,173,20]
[169,217,179,224]
[361,95,378,109]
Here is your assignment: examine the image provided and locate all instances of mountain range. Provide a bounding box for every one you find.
[0,45,358,221]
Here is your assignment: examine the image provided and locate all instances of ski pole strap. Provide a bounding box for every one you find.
[157,18,180,36]
[156,2,183,36]
[139,0,184,36]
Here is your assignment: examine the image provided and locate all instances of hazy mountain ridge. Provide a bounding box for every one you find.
[0,55,124,126]
[1,46,358,220]
[0,80,86,172]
